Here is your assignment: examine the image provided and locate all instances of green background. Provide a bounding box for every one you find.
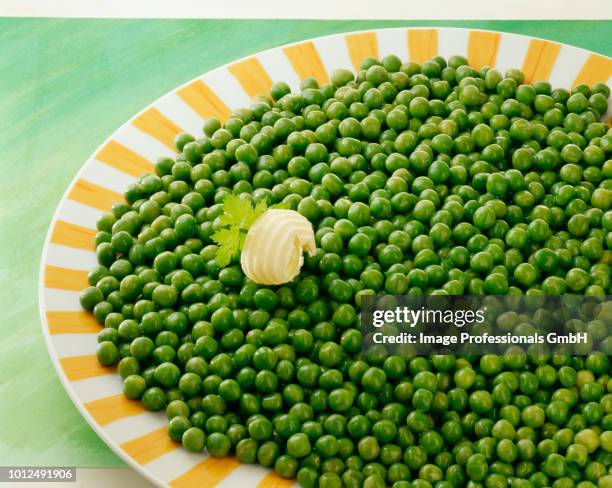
[0,19,610,467]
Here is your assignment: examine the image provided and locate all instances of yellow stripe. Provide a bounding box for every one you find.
[50,221,96,251]
[521,39,561,83]
[96,140,154,177]
[68,179,122,212]
[177,80,231,122]
[573,53,612,88]
[257,472,296,488]
[120,427,179,465]
[47,311,101,335]
[345,32,379,72]
[467,31,501,70]
[132,107,183,150]
[283,42,330,85]
[169,457,241,488]
[45,265,88,291]
[407,29,438,63]
[85,394,145,426]
[60,355,115,382]
[228,58,273,99]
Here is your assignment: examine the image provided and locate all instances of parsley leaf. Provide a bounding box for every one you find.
[212,226,241,267]
[218,194,254,228]
[244,199,268,228]
[212,195,281,268]
[270,201,292,210]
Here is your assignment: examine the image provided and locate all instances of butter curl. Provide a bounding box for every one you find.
[240,209,316,285]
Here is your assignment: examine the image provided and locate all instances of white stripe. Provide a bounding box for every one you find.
[495,33,531,74]
[80,159,135,195]
[56,199,102,230]
[215,464,272,488]
[46,243,97,270]
[72,374,124,403]
[376,28,408,63]
[144,447,207,482]
[113,123,175,161]
[437,28,469,62]
[52,333,98,357]
[259,48,301,93]
[313,35,354,75]
[548,45,590,89]
[104,411,168,445]
[203,69,252,110]
[155,93,205,138]
[44,288,82,311]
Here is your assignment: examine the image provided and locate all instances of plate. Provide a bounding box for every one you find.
[38,27,612,488]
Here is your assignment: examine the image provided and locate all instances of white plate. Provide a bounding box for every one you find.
[39,27,612,488]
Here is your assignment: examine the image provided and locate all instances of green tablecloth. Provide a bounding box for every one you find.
[0,19,610,468]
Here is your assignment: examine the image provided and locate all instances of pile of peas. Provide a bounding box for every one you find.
[80,52,612,488]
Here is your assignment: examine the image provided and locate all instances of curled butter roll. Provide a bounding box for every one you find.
[240,209,316,285]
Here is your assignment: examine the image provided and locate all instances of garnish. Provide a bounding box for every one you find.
[212,194,289,267]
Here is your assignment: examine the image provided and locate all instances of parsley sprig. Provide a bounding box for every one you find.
[211,194,289,267]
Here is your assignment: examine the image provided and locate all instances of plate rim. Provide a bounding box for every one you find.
[37,25,611,488]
